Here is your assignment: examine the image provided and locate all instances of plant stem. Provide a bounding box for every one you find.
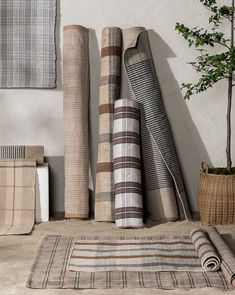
[226,0,234,172]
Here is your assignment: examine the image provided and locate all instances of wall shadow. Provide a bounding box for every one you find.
[88,29,100,217]
[55,0,62,90]
[147,30,212,212]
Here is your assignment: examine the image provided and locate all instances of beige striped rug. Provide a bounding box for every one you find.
[0,145,44,164]
[95,27,122,222]
[68,228,220,272]
[0,159,36,235]
[63,25,89,219]
[27,227,235,290]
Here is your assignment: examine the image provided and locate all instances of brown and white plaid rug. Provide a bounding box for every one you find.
[0,0,56,88]
[28,228,235,290]
[95,27,122,222]
[0,159,36,235]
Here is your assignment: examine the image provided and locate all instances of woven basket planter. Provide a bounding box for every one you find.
[198,163,235,225]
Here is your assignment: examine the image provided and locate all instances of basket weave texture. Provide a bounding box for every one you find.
[198,163,235,225]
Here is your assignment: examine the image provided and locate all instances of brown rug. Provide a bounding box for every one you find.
[0,159,36,235]
[95,27,122,222]
[28,229,234,290]
[63,25,89,219]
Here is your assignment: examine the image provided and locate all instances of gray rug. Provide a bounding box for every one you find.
[0,0,56,88]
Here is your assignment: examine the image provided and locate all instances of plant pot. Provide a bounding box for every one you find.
[198,162,235,225]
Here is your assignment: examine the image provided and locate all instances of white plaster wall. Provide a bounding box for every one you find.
[0,0,234,211]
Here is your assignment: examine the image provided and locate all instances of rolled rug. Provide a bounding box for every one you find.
[113,99,144,228]
[191,228,220,271]
[123,27,191,222]
[95,27,122,222]
[206,226,235,286]
[63,25,89,219]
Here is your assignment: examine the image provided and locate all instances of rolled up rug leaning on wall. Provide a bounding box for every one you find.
[123,27,192,222]
[63,25,90,219]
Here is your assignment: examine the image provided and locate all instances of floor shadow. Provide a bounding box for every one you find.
[221,234,235,253]
[88,29,100,216]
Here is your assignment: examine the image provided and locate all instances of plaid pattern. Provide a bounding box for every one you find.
[0,145,44,164]
[28,229,234,290]
[0,159,36,235]
[68,228,220,272]
[123,28,191,222]
[0,0,56,88]
[113,99,143,228]
[95,27,122,222]
[63,25,89,219]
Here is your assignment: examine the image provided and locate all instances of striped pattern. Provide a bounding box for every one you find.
[123,28,191,222]
[0,145,44,165]
[0,159,36,235]
[68,238,202,272]
[28,231,234,290]
[191,228,220,271]
[206,226,235,286]
[63,25,89,219]
[68,228,221,272]
[0,0,56,88]
[113,99,143,228]
[95,27,122,222]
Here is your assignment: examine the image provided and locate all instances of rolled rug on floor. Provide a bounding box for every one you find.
[206,226,235,286]
[95,27,122,222]
[113,99,144,228]
[191,228,220,271]
[123,27,191,222]
[63,25,89,219]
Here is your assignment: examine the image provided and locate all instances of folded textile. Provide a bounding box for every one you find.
[28,231,234,290]
[123,27,191,222]
[113,99,143,228]
[191,228,220,271]
[0,0,56,88]
[95,27,122,222]
[206,226,235,286]
[0,159,36,235]
[0,145,44,165]
[63,25,89,219]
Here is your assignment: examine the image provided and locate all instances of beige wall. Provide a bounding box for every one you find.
[0,0,234,212]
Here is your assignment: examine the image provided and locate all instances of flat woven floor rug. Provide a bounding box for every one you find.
[0,0,56,88]
[123,27,191,222]
[28,227,235,290]
[95,27,122,222]
[0,159,36,235]
[63,25,89,219]
[68,228,220,272]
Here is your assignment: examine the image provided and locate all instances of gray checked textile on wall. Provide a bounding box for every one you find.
[0,0,56,88]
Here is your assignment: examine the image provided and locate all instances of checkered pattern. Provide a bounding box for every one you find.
[0,0,56,88]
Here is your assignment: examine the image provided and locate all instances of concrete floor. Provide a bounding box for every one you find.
[1,219,235,294]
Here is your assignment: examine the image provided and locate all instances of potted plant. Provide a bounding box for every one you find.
[175,0,235,224]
